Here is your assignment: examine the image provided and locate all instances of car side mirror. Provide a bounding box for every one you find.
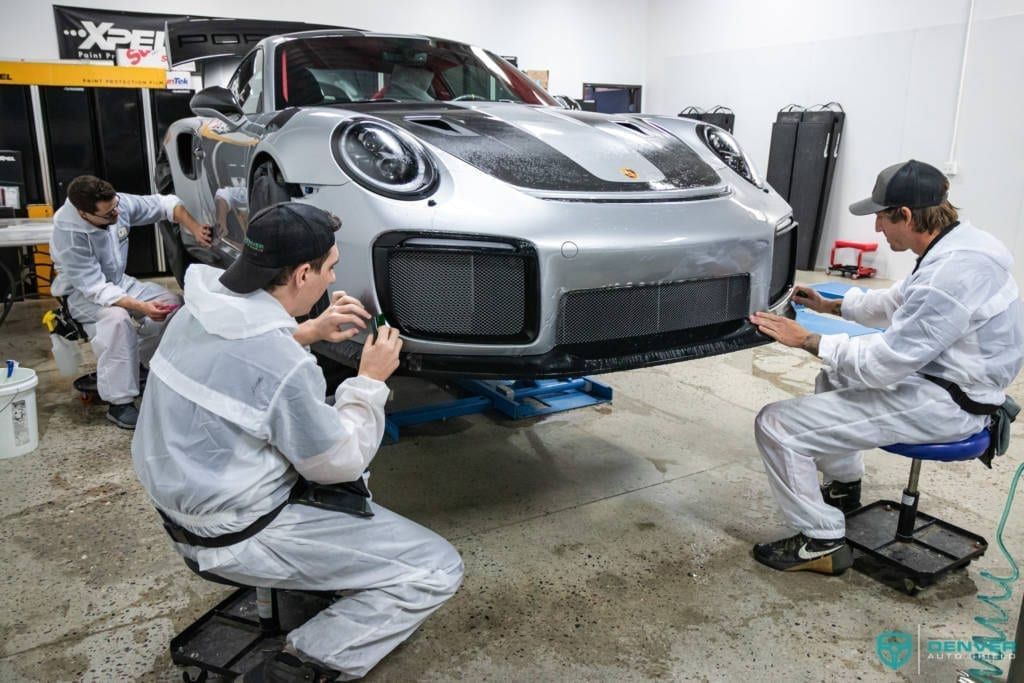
[190,86,244,129]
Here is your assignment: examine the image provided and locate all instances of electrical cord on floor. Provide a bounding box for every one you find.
[966,459,1023,682]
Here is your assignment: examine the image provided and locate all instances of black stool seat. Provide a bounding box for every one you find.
[844,430,990,594]
[72,368,148,405]
[171,557,335,681]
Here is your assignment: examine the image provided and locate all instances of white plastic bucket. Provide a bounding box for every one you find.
[0,367,39,458]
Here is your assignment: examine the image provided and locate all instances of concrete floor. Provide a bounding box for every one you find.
[0,273,1021,682]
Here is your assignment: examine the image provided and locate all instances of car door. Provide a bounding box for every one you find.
[201,48,265,248]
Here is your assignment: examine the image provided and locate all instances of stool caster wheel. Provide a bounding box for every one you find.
[903,578,920,596]
[183,668,209,683]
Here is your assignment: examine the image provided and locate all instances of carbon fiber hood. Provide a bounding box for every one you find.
[349,102,722,193]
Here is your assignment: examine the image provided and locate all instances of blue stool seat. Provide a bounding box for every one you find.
[881,429,990,462]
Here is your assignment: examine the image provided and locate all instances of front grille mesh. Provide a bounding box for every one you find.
[557,274,750,345]
[388,249,526,338]
[771,226,796,303]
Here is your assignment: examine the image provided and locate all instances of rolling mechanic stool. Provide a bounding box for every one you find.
[843,430,991,594]
[170,557,336,681]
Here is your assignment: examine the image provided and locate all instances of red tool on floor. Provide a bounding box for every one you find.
[827,240,878,279]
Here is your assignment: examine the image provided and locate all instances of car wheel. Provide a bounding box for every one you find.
[249,159,296,214]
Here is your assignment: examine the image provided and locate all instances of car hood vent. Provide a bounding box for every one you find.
[362,103,722,194]
[613,120,648,135]
[405,116,476,136]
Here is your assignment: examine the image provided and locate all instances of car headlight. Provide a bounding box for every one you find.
[697,124,763,188]
[332,118,438,199]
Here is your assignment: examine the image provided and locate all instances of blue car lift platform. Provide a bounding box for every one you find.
[384,377,613,443]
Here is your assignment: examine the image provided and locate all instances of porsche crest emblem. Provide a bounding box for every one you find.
[621,168,639,179]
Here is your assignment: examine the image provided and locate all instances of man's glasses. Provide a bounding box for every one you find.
[87,195,120,220]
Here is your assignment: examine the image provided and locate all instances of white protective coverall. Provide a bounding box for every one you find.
[131,265,462,679]
[50,193,183,404]
[756,221,1024,539]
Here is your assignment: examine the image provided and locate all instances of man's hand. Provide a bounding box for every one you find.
[136,300,177,322]
[144,301,179,322]
[358,325,402,382]
[185,221,213,247]
[791,284,841,316]
[294,291,371,345]
[115,297,178,322]
[318,292,371,343]
[173,203,213,247]
[750,311,820,355]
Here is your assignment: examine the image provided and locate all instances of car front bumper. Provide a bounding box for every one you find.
[314,288,794,379]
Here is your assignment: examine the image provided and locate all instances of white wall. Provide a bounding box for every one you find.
[645,0,1024,283]
[0,0,647,99]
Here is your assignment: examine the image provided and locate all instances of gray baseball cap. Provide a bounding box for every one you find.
[849,160,948,216]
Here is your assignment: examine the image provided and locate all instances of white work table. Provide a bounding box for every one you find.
[0,218,54,248]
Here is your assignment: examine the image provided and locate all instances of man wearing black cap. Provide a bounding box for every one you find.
[132,202,463,680]
[746,160,1023,576]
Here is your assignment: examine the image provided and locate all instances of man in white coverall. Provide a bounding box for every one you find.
[132,202,462,681]
[748,160,1024,575]
[50,175,212,429]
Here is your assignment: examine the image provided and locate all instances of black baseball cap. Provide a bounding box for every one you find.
[220,202,341,294]
[849,160,948,216]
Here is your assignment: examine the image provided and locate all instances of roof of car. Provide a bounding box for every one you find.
[269,28,449,44]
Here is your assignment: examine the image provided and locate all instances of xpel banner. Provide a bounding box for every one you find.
[53,5,212,62]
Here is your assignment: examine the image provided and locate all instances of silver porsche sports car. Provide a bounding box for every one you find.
[163,29,796,378]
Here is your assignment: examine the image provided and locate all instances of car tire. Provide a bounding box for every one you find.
[249,160,296,214]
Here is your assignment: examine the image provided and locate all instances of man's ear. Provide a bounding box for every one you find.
[292,262,312,287]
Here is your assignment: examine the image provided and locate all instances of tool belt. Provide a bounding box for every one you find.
[159,475,373,549]
[923,374,1019,467]
[922,374,1000,416]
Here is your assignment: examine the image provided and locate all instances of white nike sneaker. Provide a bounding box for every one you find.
[753,532,852,575]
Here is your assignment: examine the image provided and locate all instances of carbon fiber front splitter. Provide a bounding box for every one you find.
[314,307,794,380]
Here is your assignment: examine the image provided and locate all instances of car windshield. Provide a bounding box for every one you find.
[274,35,558,109]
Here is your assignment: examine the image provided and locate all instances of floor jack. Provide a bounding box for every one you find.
[384,377,613,443]
[826,240,877,279]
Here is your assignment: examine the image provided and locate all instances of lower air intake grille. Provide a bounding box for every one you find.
[557,274,750,345]
[388,249,528,340]
[771,224,797,303]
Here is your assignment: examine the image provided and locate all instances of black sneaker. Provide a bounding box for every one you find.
[821,479,862,513]
[106,402,139,430]
[242,652,335,683]
[753,532,853,575]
